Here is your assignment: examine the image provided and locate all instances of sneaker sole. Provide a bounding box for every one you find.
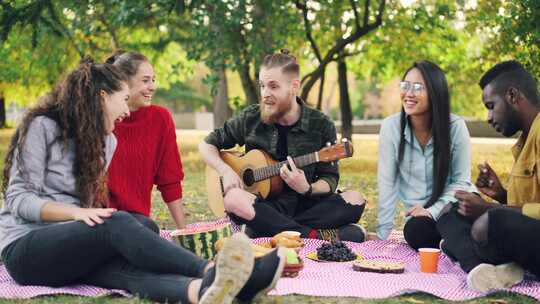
[467,263,524,292]
[199,233,254,304]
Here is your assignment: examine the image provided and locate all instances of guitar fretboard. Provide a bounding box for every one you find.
[253,152,319,182]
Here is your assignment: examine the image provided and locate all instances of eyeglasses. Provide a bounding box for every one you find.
[399,81,425,95]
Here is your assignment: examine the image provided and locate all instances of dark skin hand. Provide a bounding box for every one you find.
[455,190,495,220]
[475,161,507,204]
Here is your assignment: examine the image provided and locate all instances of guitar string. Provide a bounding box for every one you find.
[253,153,317,182]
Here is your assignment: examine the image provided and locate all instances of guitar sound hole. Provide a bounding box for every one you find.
[243,169,255,187]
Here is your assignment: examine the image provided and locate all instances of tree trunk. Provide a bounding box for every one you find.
[316,67,326,110]
[239,64,259,105]
[212,66,232,128]
[0,92,5,128]
[300,64,325,102]
[337,56,352,140]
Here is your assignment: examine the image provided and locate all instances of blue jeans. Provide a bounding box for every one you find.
[2,211,208,303]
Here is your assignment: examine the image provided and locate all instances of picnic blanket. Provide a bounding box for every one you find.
[0,271,130,299]
[1,219,539,301]
[266,235,540,301]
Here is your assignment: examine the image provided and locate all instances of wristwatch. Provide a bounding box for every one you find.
[303,184,313,197]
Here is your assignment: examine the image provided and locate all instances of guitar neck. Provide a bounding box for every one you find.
[253,152,319,182]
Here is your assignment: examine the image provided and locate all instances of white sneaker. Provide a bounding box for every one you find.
[199,233,254,304]
[467,263,524,292]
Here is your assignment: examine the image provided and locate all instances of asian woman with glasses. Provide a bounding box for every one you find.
[373,60,476,250]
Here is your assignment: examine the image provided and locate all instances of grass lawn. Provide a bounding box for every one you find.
[0,128,536,303]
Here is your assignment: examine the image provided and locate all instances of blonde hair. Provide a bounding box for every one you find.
[261,49,299,76]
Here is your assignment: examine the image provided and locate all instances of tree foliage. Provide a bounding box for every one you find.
[348,1,489,118]
[184,0,302,104]
[1,0,539,126]
[0,0,194,106]
[468,0,540,79]
[295,0,385,106]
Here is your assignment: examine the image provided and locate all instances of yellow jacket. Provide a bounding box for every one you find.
[507,113,540,220]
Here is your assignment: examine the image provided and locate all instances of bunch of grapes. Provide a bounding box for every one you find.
[316,241,356,262]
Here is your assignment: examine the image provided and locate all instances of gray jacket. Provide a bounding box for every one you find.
[0,116,117,255]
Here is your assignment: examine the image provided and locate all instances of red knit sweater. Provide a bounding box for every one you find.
[107,105,184,216]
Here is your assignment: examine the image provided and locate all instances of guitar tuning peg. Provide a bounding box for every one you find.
[331,161,336,166]
[341,138,348,143]
[326,142,331,147]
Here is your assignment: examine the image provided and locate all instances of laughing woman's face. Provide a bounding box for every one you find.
[127,61,156,111]
[102,83,130,133]
[400,68,430,117]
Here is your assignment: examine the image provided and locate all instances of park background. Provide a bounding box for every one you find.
[1,0,539,303]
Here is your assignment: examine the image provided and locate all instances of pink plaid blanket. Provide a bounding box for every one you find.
[1,221,539,301]
[268,235,540,301]
[0,268,130,299]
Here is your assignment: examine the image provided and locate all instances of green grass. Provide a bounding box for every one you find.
[0,129,536,303]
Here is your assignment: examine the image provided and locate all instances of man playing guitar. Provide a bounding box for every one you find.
[199,50,367,242]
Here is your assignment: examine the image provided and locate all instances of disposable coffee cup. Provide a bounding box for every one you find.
[419,248,440,273]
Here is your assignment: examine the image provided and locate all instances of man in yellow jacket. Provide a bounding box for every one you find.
[437,60,540,292]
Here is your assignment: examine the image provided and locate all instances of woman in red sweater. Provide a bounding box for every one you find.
[106,51,186,228]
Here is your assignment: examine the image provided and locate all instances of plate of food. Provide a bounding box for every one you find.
[282,249,304,278]
[270,231,305,252]
[352,259,405,274]
[306,241,363,262]
[215,237,274,258]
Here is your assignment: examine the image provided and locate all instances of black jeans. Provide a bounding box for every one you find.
[437,205,505,273]
[403,216,441,250]
[1,211,208,303]
[230,190,365,237]
[483,208,540,277]
[130,212,161,234]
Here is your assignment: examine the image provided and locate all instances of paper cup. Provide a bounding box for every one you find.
[419,248,440,273]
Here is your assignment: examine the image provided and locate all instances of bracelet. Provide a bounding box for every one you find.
[303,184,313,197]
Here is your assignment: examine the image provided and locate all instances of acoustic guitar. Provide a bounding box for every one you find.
[205,140,354,217]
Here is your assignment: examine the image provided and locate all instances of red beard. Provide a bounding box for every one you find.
[260,97,293,124]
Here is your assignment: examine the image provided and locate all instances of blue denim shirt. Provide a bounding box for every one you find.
[377,113,475,240]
